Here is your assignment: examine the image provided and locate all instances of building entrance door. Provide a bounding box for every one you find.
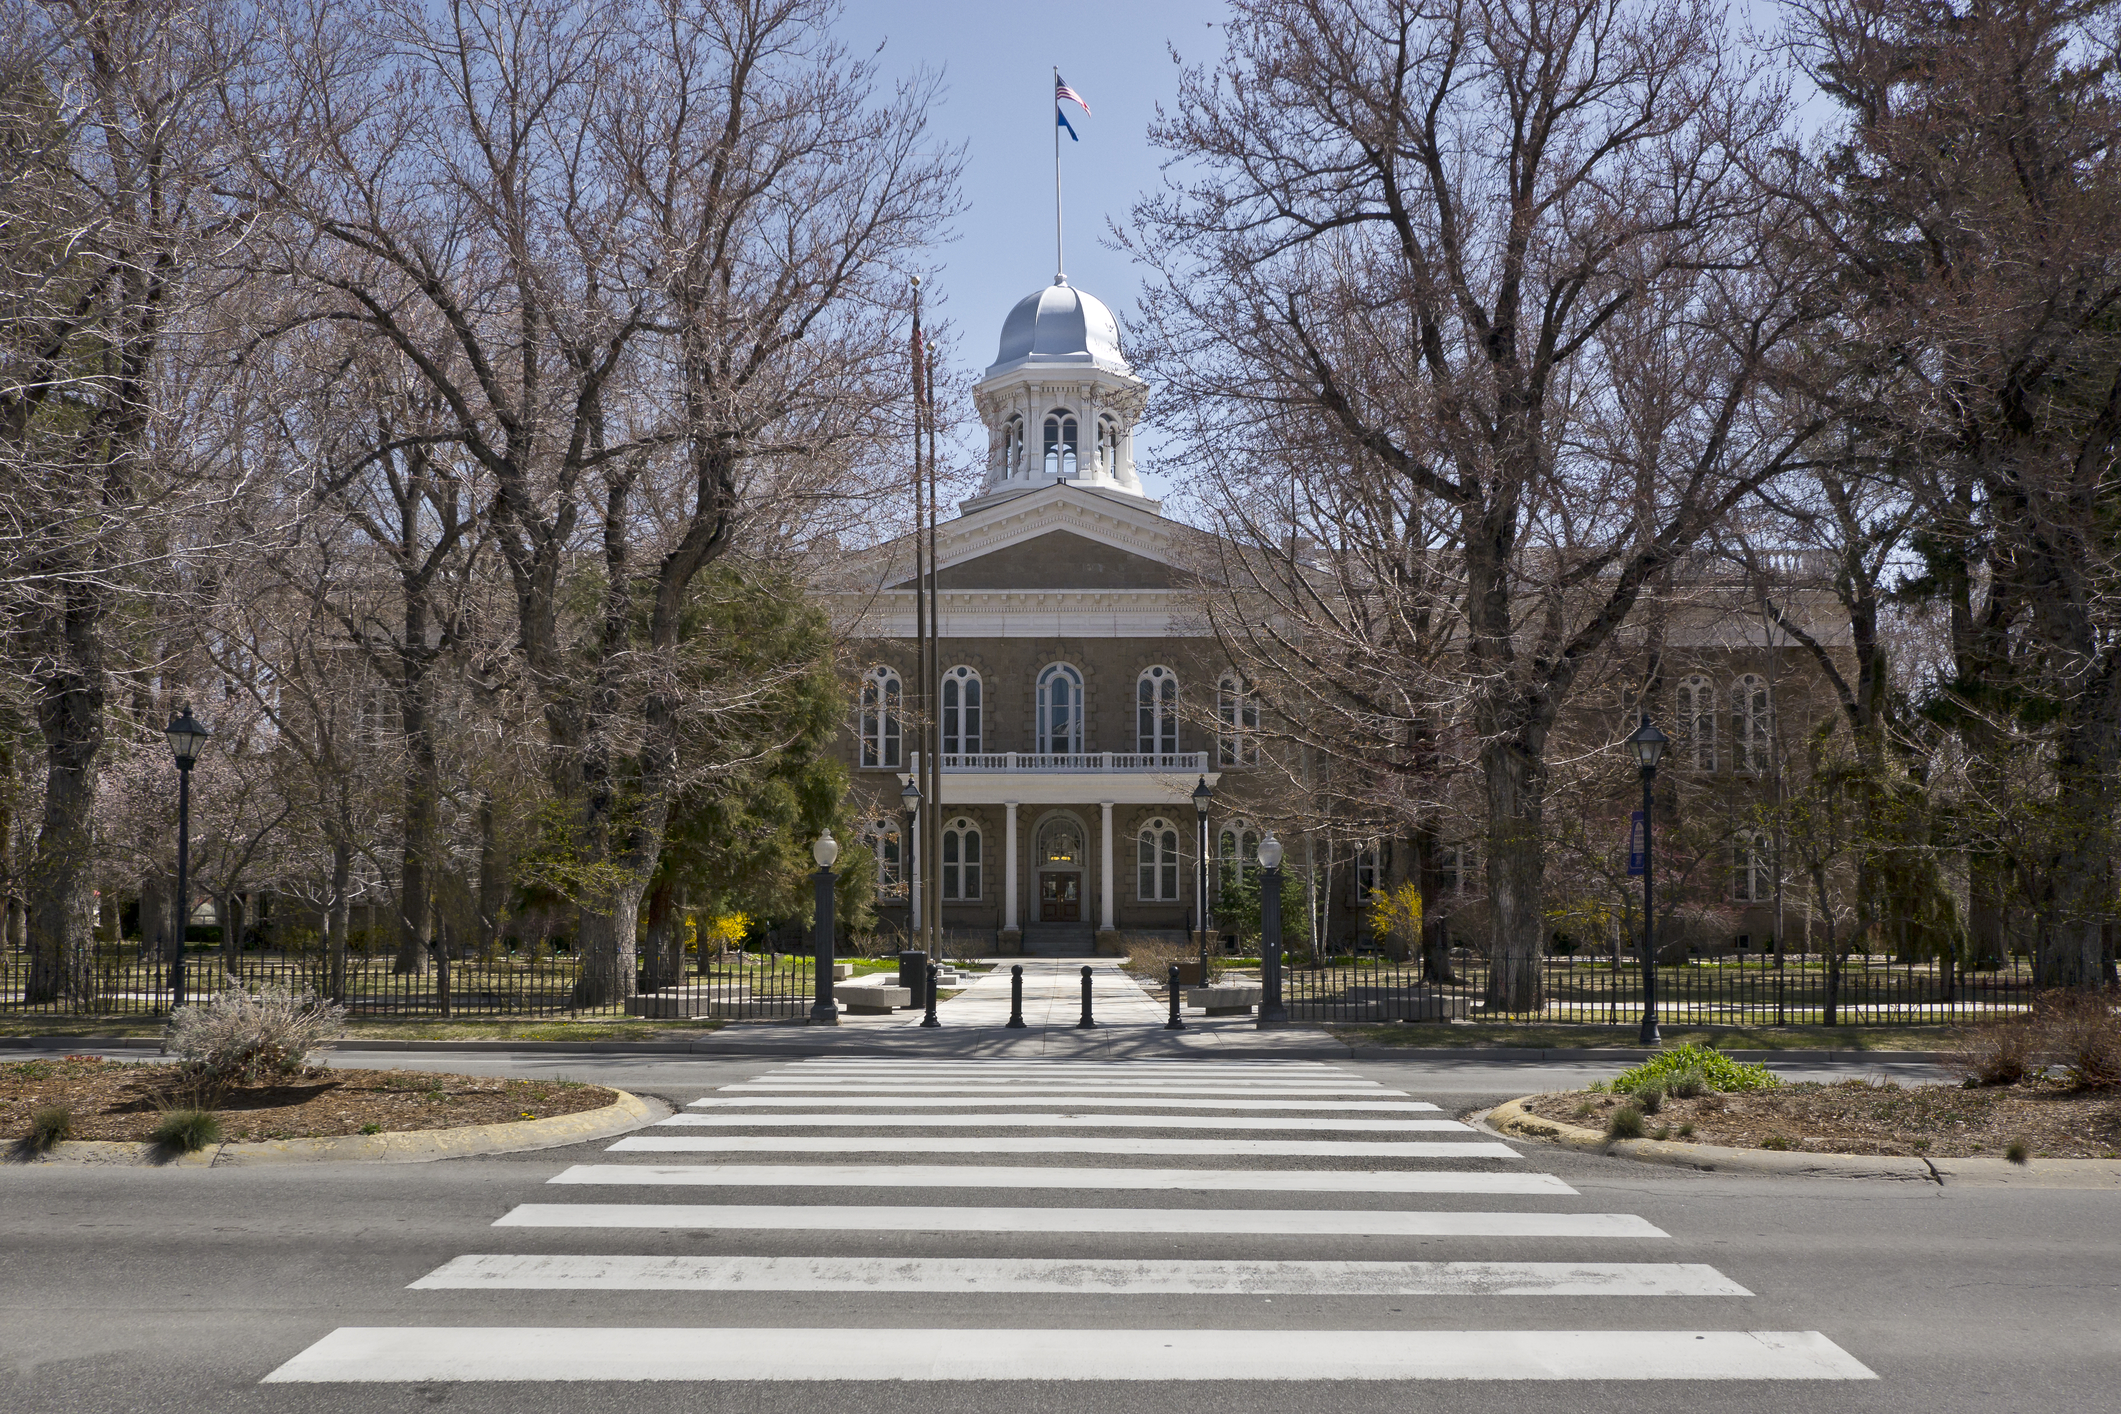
[1038,873,1081,923]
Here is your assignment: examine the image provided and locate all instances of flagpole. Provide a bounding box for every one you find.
[1053,66,1063,281]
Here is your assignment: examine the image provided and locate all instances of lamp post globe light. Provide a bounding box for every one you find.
[1628,715,1668,1046]
[1191,775,1213,978]
[809,831,840,1025]
[1257,832,1287,1028]
[163,707,210,1011]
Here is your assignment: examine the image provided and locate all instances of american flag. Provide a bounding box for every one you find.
[1055,74,1091,116]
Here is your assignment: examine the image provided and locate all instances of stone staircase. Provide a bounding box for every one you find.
[1021,924,1096,956]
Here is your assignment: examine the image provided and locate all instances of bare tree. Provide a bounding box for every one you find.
[1133,0,1831,1007]
[1,0,247,1001]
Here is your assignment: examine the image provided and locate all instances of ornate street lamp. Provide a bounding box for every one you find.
[1192,775,1213,979]
[1257,832,1287,1028]
[1628,715,1669,1046]
[809,832,840,1026]
[163,707,210,1011]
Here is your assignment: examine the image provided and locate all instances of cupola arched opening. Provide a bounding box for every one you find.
[1043,410,1078,477]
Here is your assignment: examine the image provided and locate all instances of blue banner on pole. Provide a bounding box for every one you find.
[1626,811,1645,876]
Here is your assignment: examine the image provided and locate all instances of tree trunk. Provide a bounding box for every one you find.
[641,878,679,991]
[326,835,352,1003]
[572,879,646,1007]
[24,658,103,1005]
[1815,864,1840,1028]
[394,613,436,975]
[220,893,244,987]
[1480,738,1547,1011]
[476,792,506,959]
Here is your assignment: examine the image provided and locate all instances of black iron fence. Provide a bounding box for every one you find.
[0,949,820,1021]
[1282,952,2043,1026]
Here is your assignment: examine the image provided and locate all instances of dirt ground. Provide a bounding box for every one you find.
[0,1057,616,1143]
[1523,1079,2121,1159]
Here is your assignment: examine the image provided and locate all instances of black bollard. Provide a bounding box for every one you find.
[1076,964,1097,1029]
[1006,964,1027,1028]
[1165,963,1185,1030]
[920,960,941,1027]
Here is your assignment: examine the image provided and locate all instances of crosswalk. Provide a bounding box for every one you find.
[263,1057,1878,1387]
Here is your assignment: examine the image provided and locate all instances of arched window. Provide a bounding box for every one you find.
[1353,841,1379,904]
[1043,410,1078,476]
[1096,414,1121,472]
[942,817,982,901]
[1218,674,1259,765]
[1136,665,1178,757]
[1733,830,1771,902]
[1676,674,1717,771]
[1138,817,1181,900]
[1036,663,1083,755]
[1732,674,1772,773]
[1219,820,1261,884]
[859,665,901,768]
[860,818,904,898]
[999,415,1025,476]
[941,666,982,757]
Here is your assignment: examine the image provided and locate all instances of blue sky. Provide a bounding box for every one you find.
[836,0,1232,500]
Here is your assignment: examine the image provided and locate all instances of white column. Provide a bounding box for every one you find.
[1100,800,1116,932]
[1003,802,1020,932]
[908,813,921,927]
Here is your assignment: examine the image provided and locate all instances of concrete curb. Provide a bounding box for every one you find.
[6,1089,663,1168]
[1482,1094,2121,1187]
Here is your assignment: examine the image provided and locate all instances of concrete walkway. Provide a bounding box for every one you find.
[911,959,1169,1030]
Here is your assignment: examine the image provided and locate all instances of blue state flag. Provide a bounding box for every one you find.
[1057,107,1079,141]
[1626,811,1645,876]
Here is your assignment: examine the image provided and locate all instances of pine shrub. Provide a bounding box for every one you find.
[151,1109,223,1153]
[27,1105,72,1150]
[1606,1105,1646,1140]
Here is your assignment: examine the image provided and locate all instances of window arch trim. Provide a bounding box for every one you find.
[1138,816,1181,901]
[941,665,982,757]
[1036,662,1084,756]
[859,665,902,768]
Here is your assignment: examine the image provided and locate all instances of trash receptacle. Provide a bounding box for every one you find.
[898,950,928,997]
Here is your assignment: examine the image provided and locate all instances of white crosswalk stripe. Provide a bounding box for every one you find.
[263,1053,1878,1387]
[412,1254,1752,1296]
[542,1163,1577,1193]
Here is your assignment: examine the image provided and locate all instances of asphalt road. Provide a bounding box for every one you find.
[2,1051,2109,1414]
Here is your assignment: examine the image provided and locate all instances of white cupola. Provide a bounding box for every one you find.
[964,276,1151,512]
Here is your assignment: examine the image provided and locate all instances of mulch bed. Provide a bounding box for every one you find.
[0,1057,616,1143]
[1523,1079,2121,1159]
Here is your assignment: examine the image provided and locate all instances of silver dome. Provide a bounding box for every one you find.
[989,279,1128,374]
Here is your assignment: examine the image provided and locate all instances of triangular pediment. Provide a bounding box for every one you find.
[853,482,1207,594]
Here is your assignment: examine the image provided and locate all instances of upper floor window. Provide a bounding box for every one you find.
[1136,665,1178,756]
[861,818,904,898]
[1095,414,1122,472]
[942,817,982,901]
[1138,817,1181,900]
[942,666,982,756]
[1733,830,1771,902]
[999,415,1025,476]
[1676,674,1717,771]
[859,665,901,768]
[1733,674,1772,773]
[1043,410,1078,477]
[1218,674,1260,765]
[1219,820,1261,883]
[1036,663,1083,755]
[1353,842,1379,904]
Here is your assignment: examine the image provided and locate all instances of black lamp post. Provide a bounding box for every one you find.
[1192,774,1213,978]
[1628,714,1669,1046]
[900,776,921,951]
[809,831,839,1025]
[164,706,209,1011]
[1257,832,1287,1028]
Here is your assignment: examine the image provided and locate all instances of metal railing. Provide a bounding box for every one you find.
[0,949,820,1021]
[1281,952,2043,1026]
[939,751,1212,772]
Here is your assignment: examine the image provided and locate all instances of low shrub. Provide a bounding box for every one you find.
[2044,993,2121,1089]
[2005,1138,2030,1165]
[1607,1105,1646,1140]
[1636,1085,1665,1115]
[164,984,347,1088]
[152,1109,223,1153]
[27,1105,72,1150]
[1760,1133,1791,1151]
[1950,1016,2034,1087]
[1608,1043,1780,1095]
[1676,1121,1695,1139]
[1666,1067,1709,1100]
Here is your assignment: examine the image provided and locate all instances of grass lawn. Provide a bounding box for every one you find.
[1335,1021,1957,1052]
